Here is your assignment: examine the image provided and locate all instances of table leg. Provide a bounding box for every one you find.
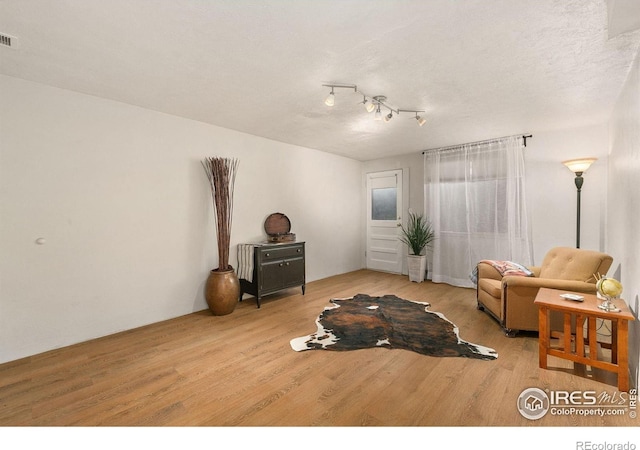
[617,319,629,392]
[539,306,549,369]
[563,313,572,352]
[576,314,585,357]
[611,320,618,364]
[588,317,597,361]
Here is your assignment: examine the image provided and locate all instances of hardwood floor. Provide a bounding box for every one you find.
[0,269,636,427]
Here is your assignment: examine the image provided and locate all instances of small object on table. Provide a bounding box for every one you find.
[559,293,584,302]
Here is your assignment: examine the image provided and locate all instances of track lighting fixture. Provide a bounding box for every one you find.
[323,83,426,127]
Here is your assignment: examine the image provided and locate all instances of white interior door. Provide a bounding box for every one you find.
[366,169,403,273]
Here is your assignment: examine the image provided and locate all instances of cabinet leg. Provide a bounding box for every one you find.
[302,285,306,295]
[256,296,261,309]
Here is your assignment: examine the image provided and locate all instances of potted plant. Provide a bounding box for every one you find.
[399,211,435,283]
[202,156,240,315]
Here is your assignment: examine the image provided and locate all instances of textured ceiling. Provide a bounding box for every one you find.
[1,0,640,161]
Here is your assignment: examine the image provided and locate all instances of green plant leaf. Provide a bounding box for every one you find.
[399,212,435,255]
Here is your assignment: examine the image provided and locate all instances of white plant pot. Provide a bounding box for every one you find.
[407,254,427,283]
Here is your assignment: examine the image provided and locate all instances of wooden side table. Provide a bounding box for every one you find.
[534,287,635,392]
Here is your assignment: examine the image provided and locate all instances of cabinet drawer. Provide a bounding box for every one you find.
[259,244,304,261]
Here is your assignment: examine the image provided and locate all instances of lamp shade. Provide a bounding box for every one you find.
[562,158,597,173]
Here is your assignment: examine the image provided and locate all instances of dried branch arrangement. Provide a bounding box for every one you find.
[202,157,239,271]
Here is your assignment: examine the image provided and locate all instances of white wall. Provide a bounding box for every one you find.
[608,48,640,389]
[524,125,609,263]
[0,75,363,364]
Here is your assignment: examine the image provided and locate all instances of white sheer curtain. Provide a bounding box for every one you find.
[424,135,532,288]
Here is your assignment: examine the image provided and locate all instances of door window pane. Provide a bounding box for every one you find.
[372,187,397,220]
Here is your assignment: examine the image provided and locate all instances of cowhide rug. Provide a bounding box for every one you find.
[290,293,497,360]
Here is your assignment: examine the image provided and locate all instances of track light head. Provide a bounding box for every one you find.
[398,109,427,127]
[324,88,335,106]
[384,112,393,123]
[365,101,375,113]
[361,96,376,113]
[373,96,386,121]
[322,84,357,107]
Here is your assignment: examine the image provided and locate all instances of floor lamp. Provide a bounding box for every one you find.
[562,158,597,248]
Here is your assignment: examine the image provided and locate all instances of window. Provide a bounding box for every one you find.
[371,187,397,220]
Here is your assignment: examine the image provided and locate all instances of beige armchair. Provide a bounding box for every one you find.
[476,247,613,336]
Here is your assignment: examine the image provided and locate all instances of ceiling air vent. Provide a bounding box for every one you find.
[0,33,18,49]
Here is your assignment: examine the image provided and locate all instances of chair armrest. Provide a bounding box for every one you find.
[528,266,541,277]
[503,276,597,293]
[476,262,503,281]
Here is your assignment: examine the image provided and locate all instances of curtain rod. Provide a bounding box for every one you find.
[422,134,533,154]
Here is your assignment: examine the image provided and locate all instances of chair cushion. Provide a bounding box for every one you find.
[478,278,502,299]
[539,247,612,282]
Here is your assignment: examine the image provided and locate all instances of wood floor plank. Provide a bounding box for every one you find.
[0,269,636,426]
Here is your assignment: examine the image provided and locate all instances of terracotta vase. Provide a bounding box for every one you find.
[205,268,240,315]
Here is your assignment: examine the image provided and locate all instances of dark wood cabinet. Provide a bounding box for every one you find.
[239,242,305,308]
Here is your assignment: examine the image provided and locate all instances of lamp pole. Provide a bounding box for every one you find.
[573,172,584,249]
[562,157,596,250]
